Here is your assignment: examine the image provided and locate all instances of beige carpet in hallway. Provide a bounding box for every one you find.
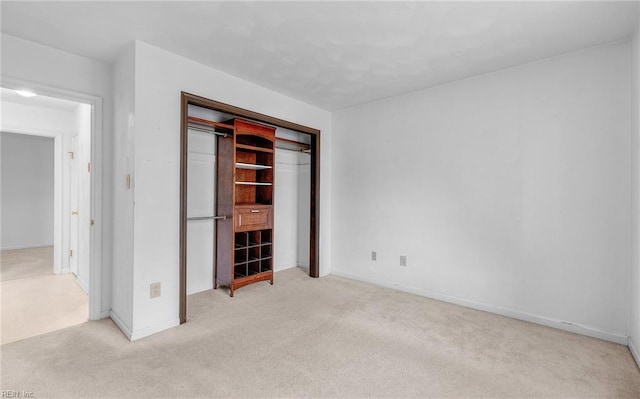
[1,246,88,345]
[0,246,53,282]
[1,267,639,398]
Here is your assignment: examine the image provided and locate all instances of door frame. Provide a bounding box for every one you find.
[69,132,80,277]
[1,77,104,321]
[179,92,321,324]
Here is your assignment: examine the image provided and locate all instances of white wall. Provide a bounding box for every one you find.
[118,40,331,340]
[110,43,136,333]
[185,127,216,295]
[332,41,631,343]
[183,105,220,296]
[629,13,640,365]
[1,133,54,249]
[1,33,113,318]
[275,148,311,271]
[297,154,311,268]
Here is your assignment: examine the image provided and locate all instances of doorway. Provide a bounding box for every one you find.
[179,92,320,323]
[0,131,87,344]
[0,84,99,343]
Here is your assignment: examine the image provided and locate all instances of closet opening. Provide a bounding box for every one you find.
[179,92,320,323]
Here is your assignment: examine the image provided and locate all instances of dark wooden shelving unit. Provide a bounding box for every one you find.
[215,119,275,296]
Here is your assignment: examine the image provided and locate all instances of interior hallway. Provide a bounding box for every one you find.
[1,246,87,345]
[1,267,638,398]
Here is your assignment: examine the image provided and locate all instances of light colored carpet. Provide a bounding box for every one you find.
[1,267,638,398]
[0,246,53,282]
[0,246,88,344]
[1,274,88,345]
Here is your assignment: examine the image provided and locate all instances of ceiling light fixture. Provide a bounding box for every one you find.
[15,89,37,97]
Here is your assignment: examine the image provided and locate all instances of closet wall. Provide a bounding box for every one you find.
[274,132,311,272]
[185,105,310,295]
[186,126,216,295]
[185,105,219,295]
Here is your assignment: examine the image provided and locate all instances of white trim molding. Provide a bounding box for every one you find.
[109,310,132,340]
[130,319,180,341]
[110,311,179,342]
[629,337,640,369]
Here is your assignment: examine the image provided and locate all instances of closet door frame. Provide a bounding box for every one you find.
[179,92,321,324]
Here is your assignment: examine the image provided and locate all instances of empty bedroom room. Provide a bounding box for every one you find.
[1,1,640,397]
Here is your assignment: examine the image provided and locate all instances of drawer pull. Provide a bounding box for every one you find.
[250,209,260,213]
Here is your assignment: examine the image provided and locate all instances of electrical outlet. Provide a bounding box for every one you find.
[371,251,377,261]
[400,256,407,267]
[150,282,161,298]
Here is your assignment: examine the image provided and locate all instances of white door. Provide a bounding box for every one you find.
[186,128,216,294]
[69,135,79,276]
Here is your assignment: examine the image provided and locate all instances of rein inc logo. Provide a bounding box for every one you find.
[1,390,34,398]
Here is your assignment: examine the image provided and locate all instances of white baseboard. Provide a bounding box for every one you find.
[75,276,89,294]
[130,318,180,341]
[187,282,213,296]
[629,337,640,369]
[0,244,54,251]
[100,309,111,319]
[275,263,299,272]
[109,310,132,340]
[331,270,628,345]
[110,310,180,341]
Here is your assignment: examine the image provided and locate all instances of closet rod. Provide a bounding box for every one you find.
[275,145,311,154]
[187,215,227,221]
[188,124,229,137]
[274,137,310,154]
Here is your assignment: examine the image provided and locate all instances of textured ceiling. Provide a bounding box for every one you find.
[1,1,638,110]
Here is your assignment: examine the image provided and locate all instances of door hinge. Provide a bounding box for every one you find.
[87,162,91,173]
[91,219,95,226]
[68,151,74,159]
[70,249,73,257]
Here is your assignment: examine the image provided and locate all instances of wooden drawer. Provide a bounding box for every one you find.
[234,205,272,231]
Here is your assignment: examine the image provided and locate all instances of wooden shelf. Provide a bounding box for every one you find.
[187,116,234,130]
[231,229,273,281]
[235,162,272,170]
[236,143,274,153]
[216,120,275,297]
[234,256,272,266]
